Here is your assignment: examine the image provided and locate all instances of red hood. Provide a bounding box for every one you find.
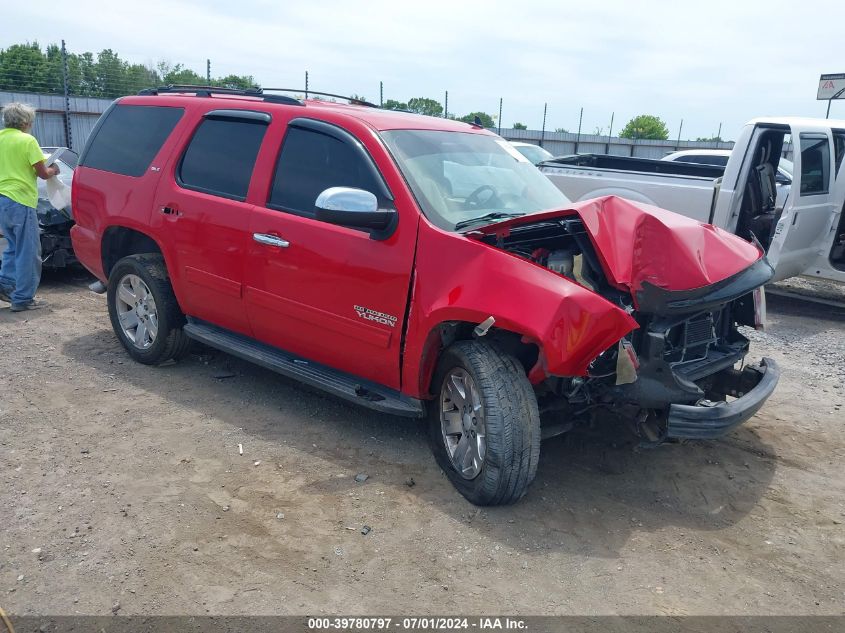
[469,195,763,294]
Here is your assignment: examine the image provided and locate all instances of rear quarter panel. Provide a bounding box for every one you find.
[541,165,716,223]
[70,99,194,282]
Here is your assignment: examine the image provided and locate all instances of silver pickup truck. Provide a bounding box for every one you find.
[540,117,845,285]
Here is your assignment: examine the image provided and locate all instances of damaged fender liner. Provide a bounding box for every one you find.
[666,358,780,439]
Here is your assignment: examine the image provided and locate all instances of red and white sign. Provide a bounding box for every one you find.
[817,73,845,100]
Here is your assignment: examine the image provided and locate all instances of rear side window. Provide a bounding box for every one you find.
[80,104,183,177]
[799,133,830,195]
[178,117,268,200]
[268,127,381,216]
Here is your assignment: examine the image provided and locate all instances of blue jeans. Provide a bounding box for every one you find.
[0,194,42,306]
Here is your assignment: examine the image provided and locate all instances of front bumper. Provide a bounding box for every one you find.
[666,358,779,439]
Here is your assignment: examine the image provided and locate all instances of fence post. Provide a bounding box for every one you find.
[540,102,547,147]
[497,98,503,135]
[575,107,583,154]
[60,39,72,151]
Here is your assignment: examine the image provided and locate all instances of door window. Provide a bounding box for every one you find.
[268,126,381,216]
[178,117,268,200]
[798,133,831,195]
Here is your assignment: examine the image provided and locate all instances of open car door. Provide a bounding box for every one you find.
[766,123,840,283]
[802,154,845,283]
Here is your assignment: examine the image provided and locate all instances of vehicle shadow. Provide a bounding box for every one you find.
[61,326,778,559]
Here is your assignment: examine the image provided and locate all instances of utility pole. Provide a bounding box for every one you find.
[540,102,547,146]
[498,98,503,135]
[444,90,448,118]
[717,122,722,143]
[305,71,309,99]
[676,119,684,150]
[206,59,211,83]
[379,81,383,107]
[60,39,72,150]
[606,112,615,153]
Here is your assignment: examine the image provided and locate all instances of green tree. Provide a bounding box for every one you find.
[382,99,408,110]
[0,43,51,92]
[458,111,495,128]
[407,97,443,117]
[0,41,257,98]
[619,114,669,140]
[512,122,527,130]
[696,135,723,142]
[215,74,258,90]
[555,127,569,133]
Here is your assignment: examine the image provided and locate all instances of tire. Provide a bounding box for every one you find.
[107,254,190,365]
[428,340,541,506]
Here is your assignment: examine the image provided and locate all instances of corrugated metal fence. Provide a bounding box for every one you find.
[1,89,736,159]
[0,91,111,151]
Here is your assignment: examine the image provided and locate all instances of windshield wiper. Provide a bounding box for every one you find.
[454,212,524,231]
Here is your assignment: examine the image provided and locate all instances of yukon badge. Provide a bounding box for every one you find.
[354,305,398,328]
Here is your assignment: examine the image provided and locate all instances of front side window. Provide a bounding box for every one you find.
[268,126,382,216]
[81,104,183,177]
[381,129,570,231]
[179,117,267,200]
[799,133,830,195]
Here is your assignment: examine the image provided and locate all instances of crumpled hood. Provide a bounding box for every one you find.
[469,195,763,294]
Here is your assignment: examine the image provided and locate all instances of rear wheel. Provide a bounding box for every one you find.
[107,254,190,365]
[428,340,541,505]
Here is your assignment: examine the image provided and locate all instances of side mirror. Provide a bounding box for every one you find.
[775,172,791,186]
[314,187,395,232]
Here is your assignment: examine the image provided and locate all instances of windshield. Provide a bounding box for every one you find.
[514,143,554,165]
[381,129,570,231]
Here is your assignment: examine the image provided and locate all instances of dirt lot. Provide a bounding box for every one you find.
[1,271,844,616]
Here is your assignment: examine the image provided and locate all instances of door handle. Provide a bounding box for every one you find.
[160,206,182,216]
[253,233,290,248]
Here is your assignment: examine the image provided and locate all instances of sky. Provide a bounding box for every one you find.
[3,0,844,140]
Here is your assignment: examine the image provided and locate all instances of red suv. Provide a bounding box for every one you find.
[71,87,779,505]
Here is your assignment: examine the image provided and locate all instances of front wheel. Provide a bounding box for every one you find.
[107,254,190,365]
[428,341,541,505]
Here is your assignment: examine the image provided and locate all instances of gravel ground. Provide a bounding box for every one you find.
[0,270,843,616]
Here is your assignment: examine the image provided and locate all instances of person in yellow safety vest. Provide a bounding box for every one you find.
[0,102,60,311]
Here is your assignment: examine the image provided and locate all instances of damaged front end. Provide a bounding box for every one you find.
[471,196,780,443]
[37,198,76,269]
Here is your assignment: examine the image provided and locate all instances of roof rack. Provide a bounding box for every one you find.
[261,88,379,108]
[137,85,303,106]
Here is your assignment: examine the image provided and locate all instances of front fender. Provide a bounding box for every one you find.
[401,222,638,398]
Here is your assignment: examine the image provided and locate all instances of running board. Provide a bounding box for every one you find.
[183,320,425,418]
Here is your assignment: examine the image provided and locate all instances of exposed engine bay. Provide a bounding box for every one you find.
[478,214,772,443]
